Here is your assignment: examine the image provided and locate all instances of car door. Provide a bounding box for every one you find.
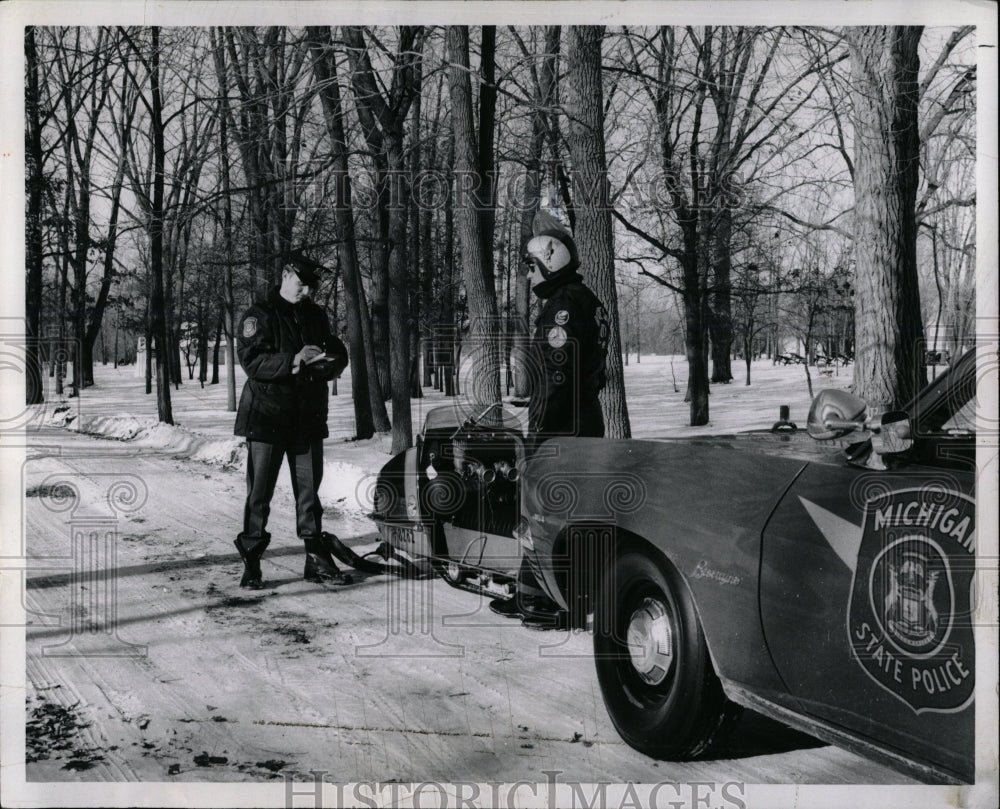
[759,354,977,783]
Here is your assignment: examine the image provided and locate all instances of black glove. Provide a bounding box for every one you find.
[293,345,324,373]
[304,336,348,380]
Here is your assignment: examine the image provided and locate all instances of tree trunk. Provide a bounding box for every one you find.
[386,181,414,452]
[63,31,111,391]
[71,178,92,391]
[343,27,392,403]
[564,26,631,437]
[709,206,734,383]
[150,28,173,423]
[307,27,385,437]
[477,26,498,281]
[419,79,441,391]
[443,132,457,398]
[223,30,272,298]
[24,27,45,404]
[84,112,132,387]
[447,26,501,415]
[635,291,641,362]
[144,299,152,396]
[211,313,221,385]
[407,57,425,400]
[198,317,209,386]
[685,285,711,425]
[210,29,238,412]
[343,26,423,452]
[849,26,926,411]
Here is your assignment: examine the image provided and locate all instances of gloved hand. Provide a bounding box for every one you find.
[292,344,323,373]
[304,336,349,381]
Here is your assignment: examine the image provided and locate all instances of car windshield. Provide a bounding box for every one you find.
[941,397,977,432]
[912,347,977,435]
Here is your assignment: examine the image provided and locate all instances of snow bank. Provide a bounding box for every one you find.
[190,438,248,469]
[45,406,373,516]
[319,459,373,515]
[49,409,248,471]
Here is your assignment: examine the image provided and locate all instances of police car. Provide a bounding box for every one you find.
[520,346,979,783]
[371,348,982,784]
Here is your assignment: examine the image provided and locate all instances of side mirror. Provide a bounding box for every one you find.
[807,389,868,440]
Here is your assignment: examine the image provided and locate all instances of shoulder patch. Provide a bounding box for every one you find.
[242,317,258,338]
[554,309,570,325]
[547,326,567,349]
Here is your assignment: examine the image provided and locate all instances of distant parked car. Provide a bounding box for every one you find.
[924,349,952,365]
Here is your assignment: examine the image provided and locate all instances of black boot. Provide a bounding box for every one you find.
[235,533,270,590]
[303,536,353,585]
[489,597,522,619]
[520,595,570,631]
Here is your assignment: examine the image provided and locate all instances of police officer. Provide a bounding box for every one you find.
[233,251,350,589]
[491,213,609,628]
[524,213,608,445]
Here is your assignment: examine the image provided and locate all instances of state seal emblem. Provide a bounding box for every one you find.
[847,486,974,713]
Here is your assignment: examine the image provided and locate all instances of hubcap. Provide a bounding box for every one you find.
[625,597,674,686]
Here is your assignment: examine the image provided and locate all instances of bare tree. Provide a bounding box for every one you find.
[847,26,925,410]
[209,28,238,411]
[47,29,116,391]
[119,27,173,422]
[446,26,502,413]
[612,27,846,424]
[564,26,631,437]
[344,26,424,452]
[24,27,46,404]
[306,26,388,438]
[87,54,139,388]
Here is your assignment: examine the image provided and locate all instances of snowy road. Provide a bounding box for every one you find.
[22,425,915,785]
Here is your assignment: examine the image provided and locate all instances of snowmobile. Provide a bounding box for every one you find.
[366,403,526,597]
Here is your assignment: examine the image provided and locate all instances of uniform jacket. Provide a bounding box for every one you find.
[528,271,608,443]
[234,287,348,444]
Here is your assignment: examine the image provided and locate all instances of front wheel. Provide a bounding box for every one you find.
[593,548,739,759]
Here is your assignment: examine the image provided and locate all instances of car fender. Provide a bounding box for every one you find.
[523,436,806,696]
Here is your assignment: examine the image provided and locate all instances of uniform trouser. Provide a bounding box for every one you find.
[243,438,324,541]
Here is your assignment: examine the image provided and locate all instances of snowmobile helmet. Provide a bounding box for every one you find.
[525,234,572,278]
[523,211,579,279]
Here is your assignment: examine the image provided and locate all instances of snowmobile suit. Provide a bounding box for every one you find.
[528,271,609,445]
[498,268,609,628]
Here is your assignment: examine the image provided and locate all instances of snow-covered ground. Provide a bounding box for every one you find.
[12,355,925,800]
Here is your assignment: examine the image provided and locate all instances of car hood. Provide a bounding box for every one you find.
[642,428,863,466]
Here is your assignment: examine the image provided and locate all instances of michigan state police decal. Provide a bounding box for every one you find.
[848,487,974,713]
